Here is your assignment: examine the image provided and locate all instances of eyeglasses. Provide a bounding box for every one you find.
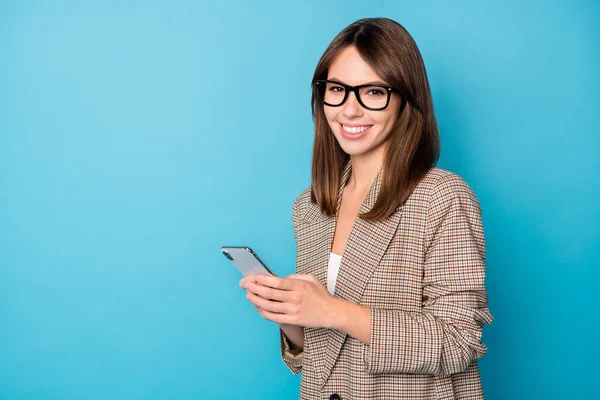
[314,79,401,111]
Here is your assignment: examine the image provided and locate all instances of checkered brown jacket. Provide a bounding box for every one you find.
[279,160,493,399]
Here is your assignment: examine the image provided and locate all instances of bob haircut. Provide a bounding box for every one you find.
[310,17,440,221]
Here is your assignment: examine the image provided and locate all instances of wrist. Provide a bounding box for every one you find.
[327,297,372,342]
[327,297,348,330]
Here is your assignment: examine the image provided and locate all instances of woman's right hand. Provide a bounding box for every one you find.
[239,275,264,314]
[240,275,286,324]
[239,274,305,350]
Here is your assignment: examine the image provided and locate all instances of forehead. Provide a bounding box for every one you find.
[327,46,384,85]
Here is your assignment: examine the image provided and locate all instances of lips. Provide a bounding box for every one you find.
[339,122,372,140]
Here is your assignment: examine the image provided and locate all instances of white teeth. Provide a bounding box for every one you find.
[342,125,371,134]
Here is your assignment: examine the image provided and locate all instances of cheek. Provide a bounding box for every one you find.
[369,111,398,144]
[323,109,341,132]
[371,109,397,127]
[323,108,336,124]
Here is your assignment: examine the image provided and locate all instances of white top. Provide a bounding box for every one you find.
[327,252,343,295]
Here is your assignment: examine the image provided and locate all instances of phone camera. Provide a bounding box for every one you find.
[222,251,233,261]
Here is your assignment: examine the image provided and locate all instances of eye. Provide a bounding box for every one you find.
[366,88,385,97]
[328,85,345,93]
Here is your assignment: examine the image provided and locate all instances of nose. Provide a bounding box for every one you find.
[340,90,363,119]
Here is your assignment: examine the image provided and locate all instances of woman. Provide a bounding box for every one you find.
[239,17,493,400]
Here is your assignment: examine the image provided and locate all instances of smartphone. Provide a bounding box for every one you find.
[220,246,277,277]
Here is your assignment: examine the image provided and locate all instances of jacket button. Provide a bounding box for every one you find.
[329,394,341,400]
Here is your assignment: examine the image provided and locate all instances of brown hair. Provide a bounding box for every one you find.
[310,17,440,221]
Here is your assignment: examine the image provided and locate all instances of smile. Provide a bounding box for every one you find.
[339,123,373,140]
[342,124,373,133]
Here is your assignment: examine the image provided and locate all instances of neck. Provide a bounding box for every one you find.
[347,146,385,194]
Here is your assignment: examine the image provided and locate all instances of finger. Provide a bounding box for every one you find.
[286,274,316,283]
[239,276,250,288]
[239,275,257,289]
[246,292,288,314]
[259,308,292,325]
[246,282,292,302]
[254,274,297,291]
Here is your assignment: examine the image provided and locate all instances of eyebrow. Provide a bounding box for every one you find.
[327,77,390,86]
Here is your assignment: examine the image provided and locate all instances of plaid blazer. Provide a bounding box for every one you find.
[279,159,493,400]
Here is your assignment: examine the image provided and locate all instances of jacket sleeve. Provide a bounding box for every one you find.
[362,174,494,378]
[279,195,304,375]
[279,327,303,375]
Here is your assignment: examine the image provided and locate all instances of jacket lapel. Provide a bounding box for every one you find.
[314,159,404,388]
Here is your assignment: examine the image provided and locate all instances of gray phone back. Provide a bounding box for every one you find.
[220,246,276,277]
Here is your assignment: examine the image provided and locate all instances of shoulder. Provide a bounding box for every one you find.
[414,167,481,212]
[291,186,312,221]
[415,168,483,245]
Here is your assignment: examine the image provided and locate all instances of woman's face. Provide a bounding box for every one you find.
[323,46,401,158]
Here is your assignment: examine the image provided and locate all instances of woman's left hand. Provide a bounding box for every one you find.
[243,274,339,329]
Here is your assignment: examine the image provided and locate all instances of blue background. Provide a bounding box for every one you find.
[1,1,598,399]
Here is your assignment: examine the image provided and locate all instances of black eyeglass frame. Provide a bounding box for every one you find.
[314,79,402,111]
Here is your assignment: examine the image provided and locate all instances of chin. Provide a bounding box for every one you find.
[337,136,388,158]
[338,143,373,157]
